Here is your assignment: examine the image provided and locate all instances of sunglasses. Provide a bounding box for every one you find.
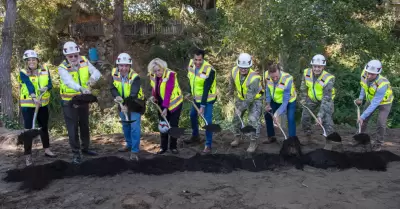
[67,54,79,59]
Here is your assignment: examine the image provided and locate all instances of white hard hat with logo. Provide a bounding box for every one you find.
[23,50,39,60]
[364,60,382,74]
[63,41,80,55]
[310,54,326,66]
[237,53,253,68]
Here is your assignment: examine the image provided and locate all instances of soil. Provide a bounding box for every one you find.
[1,126,400,209]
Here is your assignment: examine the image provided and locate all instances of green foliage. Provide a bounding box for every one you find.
[0,113,22,130]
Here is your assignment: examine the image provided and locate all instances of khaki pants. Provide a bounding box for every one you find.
[361,103,392,144]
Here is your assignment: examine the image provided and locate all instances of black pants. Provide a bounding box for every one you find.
[22,106,50,155]
[63,103,90,153]
[158,104,182,150]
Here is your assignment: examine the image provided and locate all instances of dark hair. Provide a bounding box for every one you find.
[268,63,280,73]
[194,49,205,58]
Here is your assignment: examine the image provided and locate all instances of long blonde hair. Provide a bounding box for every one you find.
[147,58,168,75]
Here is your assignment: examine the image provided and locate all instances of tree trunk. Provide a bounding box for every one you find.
[112,0,125,59]
[0,0,17,120]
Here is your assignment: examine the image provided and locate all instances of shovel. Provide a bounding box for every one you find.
[352,100,371,145]
[149,98,186,138]
[185,96,221,133]
[301,103,341,142]
[115,100,135,124]
[234,106,256,134]
[17,92,46,145]
[266,111,287,140]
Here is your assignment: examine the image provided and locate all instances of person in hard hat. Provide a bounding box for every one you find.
[58,41,101,164]
[183,49,217,154]
[18,50,56,166]
[110,52,145,161]
[264,63,297,143]
[355,60,393,151]
[148,58,183,155]
[300,54,336,138]
[229,53,263,153]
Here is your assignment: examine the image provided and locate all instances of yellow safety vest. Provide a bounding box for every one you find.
[111,68,144,100]
[231,67,263,100]
[149,69,183,111]
[58,56,90,101]
[303,68,336,102]
[19,65,51,107]
[360,70,393,105]
[265,71,297,103]
[187,59,217,103]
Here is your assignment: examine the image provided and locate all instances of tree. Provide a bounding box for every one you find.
[113,0,125,59]
[0,0,17,120]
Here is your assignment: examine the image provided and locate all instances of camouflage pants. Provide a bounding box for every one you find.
[301,98,335,135]
[360,103,392,144]
[233,99,262,140]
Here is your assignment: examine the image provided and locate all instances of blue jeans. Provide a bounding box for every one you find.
[119,112,141,153]
[190,102,214,148]
[265,101,296,137]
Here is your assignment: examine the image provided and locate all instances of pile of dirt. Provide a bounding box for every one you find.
[4,149,400,191]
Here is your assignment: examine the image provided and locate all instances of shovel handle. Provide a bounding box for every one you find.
[234,106,245,128]
[149,99,171,128]
[114,100,130,122]
[301,103,327,137]
[266,111,287,139]
[185,97,208,126]
[31,91,46,129]
[354,99,361,133]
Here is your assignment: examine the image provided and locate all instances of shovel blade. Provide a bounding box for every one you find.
[326,132,342,142]
[353,133,371,145]
[17,129,41,145]
[203,124,221,133]
[119,120,136,124]
[240,126,256,133]
[168,128,186,138]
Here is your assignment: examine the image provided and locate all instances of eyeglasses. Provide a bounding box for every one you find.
[67,54,79,59]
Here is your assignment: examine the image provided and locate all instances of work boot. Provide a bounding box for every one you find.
[372,142,382,152]
[72,153,82,165]
[25,155,33,166]
[247,140,257,153]
[231,137,240,147]
[183,135,200,144]
[262,136,277,144]
[130,152,139,161]
[118,146,131,152]
[82,149,98,156]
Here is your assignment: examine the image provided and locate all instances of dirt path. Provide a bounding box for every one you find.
[1,126,400,209]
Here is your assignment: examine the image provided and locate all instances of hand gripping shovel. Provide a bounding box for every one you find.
[17,92,45,145]
[114,100,135,124]
[149,99,186,138]
[185,96,221,133]
[234,106,256,133]
[352,100,371,145]
[301,103,341,142]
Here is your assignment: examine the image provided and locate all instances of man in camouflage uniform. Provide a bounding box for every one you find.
[229,53,263,153]
[300,54,335,137]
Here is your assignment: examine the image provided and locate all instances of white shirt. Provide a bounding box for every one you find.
[58,58,101,91]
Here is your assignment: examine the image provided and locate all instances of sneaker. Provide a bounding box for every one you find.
[72,153,82,164]
[44,149,57,158]
[130,152,139,161]
[247,140,257,153]
[170,149,179,154]
[157,149,167,155]
[81,149,98,156]
[118,146,131,152]
[230,138,240,147]
[262,136,277,144]
[202,146,211,154]
[25,155,33,166]
[183,135,201,144]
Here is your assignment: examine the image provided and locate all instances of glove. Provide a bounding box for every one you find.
[80,87,91,94]
[32,97,41,106]
[86,78,96,86]
[355,99,362,106]
[115,96,123,102]
[121,105,128,113]
[148,96,157,103]
[39,87,48,93]
[265,104,272,112]
[300,99,306,105]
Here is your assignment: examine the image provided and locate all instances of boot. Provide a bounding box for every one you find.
[183,135,200,144]
[118,146,131,152]
[130,152,139,161]
[25,155,33,166]
[247,140,257,153]
[72,153,82,164]
[230,136,240,147]
[262,136,276,144]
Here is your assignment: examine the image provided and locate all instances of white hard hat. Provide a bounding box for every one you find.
[237,53,253,68]
[23,50,39,60]
[310,54,326,66]
[364,60,382,74]
[158,120,169,134]
[63,41,80,55]
[116,53,132,65]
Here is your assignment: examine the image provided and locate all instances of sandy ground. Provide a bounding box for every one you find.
[1,126,400,209]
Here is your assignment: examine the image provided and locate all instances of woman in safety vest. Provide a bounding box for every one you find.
[148,58,183,154]
[110,53,144,161]
[19,50,56,166]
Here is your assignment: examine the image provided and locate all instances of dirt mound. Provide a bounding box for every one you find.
[4,150,400,191]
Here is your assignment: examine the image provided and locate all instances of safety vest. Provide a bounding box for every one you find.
[111,68,144,100]
[303,68,336,102]
[149,69,183,111]
[360,70,393,105]
[265,71,297,103]
[58,56,90,101]
[19,65,51,107]
[231,67,263,100]
[187,59,217,103]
